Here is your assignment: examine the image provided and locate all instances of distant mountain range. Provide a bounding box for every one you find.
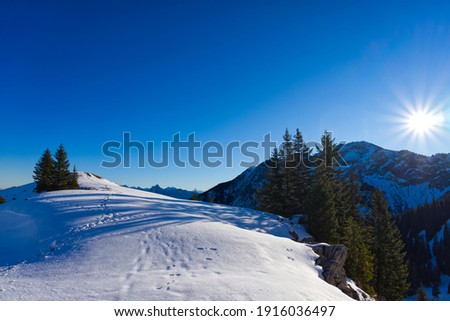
[200,141,450,214]
[126,184,199,200]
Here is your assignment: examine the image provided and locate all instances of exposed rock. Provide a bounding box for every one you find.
[310,243,360,300]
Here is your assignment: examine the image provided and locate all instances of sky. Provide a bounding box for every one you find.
[1,0,450,190]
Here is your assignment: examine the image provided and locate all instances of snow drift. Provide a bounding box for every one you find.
[0,173,351,300]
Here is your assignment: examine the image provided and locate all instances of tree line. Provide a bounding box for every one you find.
[33,144,79,192]
[398,194,450,298]
[256,129,409,300]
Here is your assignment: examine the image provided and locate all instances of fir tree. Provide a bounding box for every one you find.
[416,286,429,301]
[53,144,72,190]
[280,128,297,216]
[341,216,375,294]
[292,128,310,214]
[305,132,340,244]
[191,189,199,200]
[432,282,440,300]
[368,189,409,300]
[256,148,284,214]
[69,165,80,189]
[33,148,55,192]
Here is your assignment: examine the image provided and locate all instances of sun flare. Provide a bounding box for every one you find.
[406,110,444,135]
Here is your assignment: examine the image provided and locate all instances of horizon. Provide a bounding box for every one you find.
[1,1,450,190]
[0,139,447,191]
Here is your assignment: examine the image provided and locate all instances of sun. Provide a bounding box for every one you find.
[406,110,444,135]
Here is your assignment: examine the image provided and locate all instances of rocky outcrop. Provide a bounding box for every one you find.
[310,244,361,300]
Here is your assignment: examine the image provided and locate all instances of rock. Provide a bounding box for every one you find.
[310,243,360,300]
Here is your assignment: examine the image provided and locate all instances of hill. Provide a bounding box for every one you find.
[0,173,351,300]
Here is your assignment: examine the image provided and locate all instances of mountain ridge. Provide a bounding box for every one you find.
[200,141,450,214]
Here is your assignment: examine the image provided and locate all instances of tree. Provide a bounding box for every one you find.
[53,144,72,190]
[33,148,55,192]
[416,286,429,301]
[292,128,310,214]
[191,189,199,200]
[368,189,409,300]
[341,216,375,294]
[432,282,440,300]
[305,132,340,244]
[69,165,80,189]
[256,148,285,214]
[431,265,441,299]
[447,281,450,295]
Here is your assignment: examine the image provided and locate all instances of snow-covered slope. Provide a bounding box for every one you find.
[0,173,350,300]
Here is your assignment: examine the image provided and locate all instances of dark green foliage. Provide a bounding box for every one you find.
[398,195,450,293]
[33,146,79,192]
[0,196,5,204]
[305,131,340,244]
[341,216,375,294]
[53,144,72,190]
[69,165,80,189]
[416,287,429,301]
[368,189,409,300]
[33,148,55,192]
[257,129,377,295]
[256,148,285,214]
[447,281,450,294]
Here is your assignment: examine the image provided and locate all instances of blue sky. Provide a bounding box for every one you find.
[1,0,450,190]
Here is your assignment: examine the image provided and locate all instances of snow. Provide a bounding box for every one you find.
[0,173,351,300]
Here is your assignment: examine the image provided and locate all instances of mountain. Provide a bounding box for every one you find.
[200,141,450,214]
[0,172,352,300]
[127,184,198,200]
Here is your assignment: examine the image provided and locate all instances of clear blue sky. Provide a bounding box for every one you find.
[1,0,450,190]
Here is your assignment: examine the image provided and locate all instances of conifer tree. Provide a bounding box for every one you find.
[33,148,55,192]
[368,189,409,300]
[341,216,375,294]
[304,131,340,244]
[69,165,80,189]
[280,128,297,216]
[416,286,429,301]
[256,148,284,214]
[292,128,310,214]
[53,144,72,190]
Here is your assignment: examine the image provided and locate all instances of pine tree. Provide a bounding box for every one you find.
[279,128,297,216]
[416,286,429,301]
[53,144,72,190]
[68,165,80,189]
[432,282,440,300]
[292,128,310,214]
[191,189,199,200]
[447,281,450,294]
[256,148,284,214]
[368,189,409,300]
[305,132,340,244]
[341,216,375,294]
[33,148,55,192]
